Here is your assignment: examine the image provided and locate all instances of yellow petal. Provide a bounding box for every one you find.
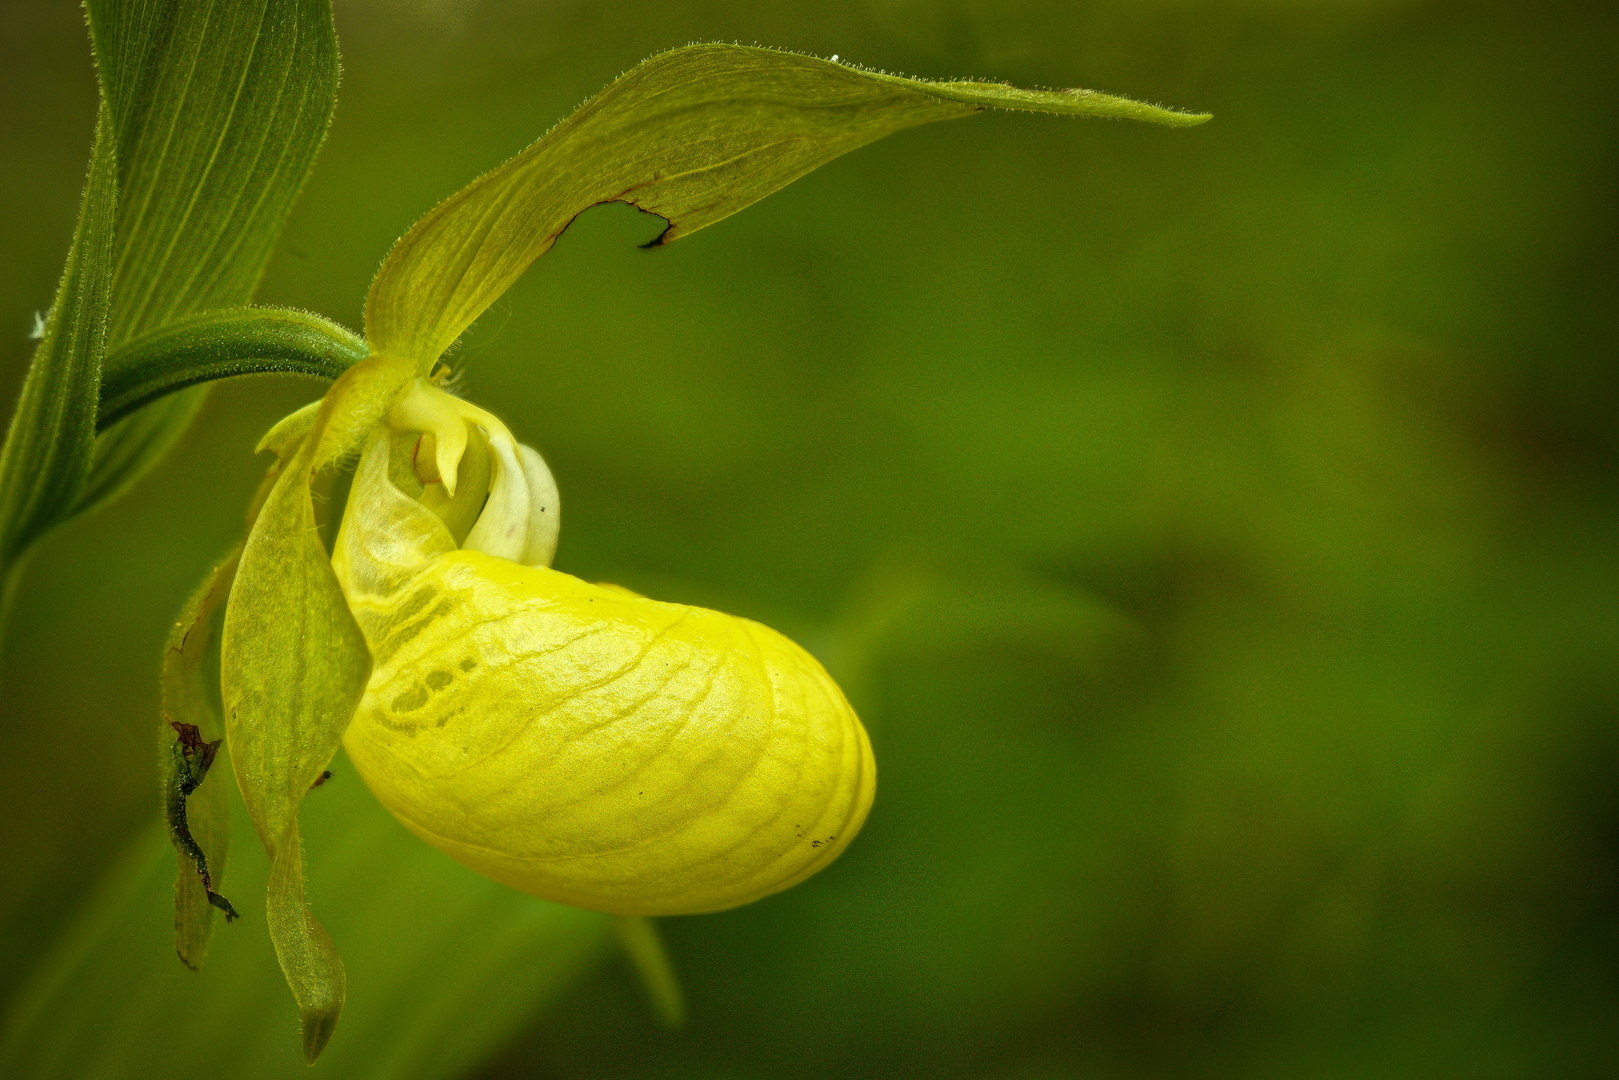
[461,428,529,563]
[515,442,559,567]
[334,433,873,915]
[388,378,469,496]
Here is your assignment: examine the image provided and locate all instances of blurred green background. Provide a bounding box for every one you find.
[2,0,1617,1077]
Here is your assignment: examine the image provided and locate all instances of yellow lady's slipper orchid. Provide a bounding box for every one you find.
[166,43,1203,1059]
[332,380,875,915]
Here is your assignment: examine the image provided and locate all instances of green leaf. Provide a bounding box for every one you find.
[0,102,117,608]
[612,916,686,1030]
[0,763,610,1080]
[98,307,367,431]
[70,0,341,525]
[221,430,371,1062]
[160,548,244,970]
[365,43,1209,366]
[87,0,339,344]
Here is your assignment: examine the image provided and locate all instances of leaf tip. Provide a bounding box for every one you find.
[301,1005,342,1064]
[1163,109,1214,128]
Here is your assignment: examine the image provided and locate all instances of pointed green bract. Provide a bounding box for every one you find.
[98,307,367,431]
[0,103,117,610]
[366,42,1209,367]
[66,0,342,527]
[222,428,371,1061]
[161,548,244,970]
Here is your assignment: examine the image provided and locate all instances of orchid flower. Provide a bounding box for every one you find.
[147,43,1207,1060]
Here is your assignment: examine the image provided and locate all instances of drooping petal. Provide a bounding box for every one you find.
[220,357,413,1061]
[221,427,368,1061]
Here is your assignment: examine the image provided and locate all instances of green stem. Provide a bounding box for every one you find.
[97,307,368,431]
[611,915,686,1029]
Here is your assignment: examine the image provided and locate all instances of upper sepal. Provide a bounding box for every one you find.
[364,43,1207,368]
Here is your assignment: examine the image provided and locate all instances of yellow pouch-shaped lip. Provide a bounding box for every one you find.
[335,430,874,915]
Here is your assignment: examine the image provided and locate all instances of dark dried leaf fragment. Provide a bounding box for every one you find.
[164,721,238,923]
